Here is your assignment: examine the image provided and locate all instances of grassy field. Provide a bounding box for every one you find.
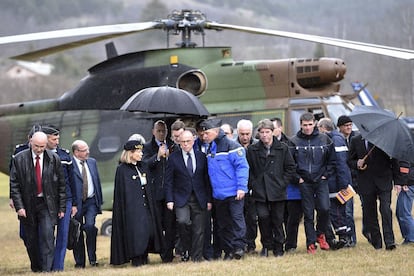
[1,173,413,275]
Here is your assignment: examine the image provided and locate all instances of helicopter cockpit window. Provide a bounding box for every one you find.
[97,136,121,153]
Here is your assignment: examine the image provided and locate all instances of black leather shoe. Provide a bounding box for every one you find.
[386,244,396,251]
[245,247,257,255]
[329,239,346,250]
[90,261,99,267]
[273,250,284,257]
[233,248,244,260]
[260,248,269,257]
[223,252,233,260]
[181,251,190,262]
[74,264,85,269]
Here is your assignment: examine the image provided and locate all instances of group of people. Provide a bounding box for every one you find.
[110,113,414,267]
[9,125,103,272]
[9,112,414,271]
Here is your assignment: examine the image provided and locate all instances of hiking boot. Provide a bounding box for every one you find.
[317,234,330,250]
[307,244,316,254]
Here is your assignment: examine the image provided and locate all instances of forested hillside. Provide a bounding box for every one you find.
[0,0,412,114]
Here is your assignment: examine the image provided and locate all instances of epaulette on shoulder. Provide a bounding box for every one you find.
[15,143,26,149]
[59,147,70,154]
[56,147,72,159]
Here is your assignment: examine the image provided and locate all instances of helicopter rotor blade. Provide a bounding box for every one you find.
[0,22,160,45]
[1,21,160,60]
[206,22,414,60]
[10,32,142,61]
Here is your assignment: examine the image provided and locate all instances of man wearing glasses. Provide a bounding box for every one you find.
[71,140,103,268]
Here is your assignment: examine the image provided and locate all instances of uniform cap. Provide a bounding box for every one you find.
[42,125,60,135]
[199,118,222,131]
[124,140,144,151]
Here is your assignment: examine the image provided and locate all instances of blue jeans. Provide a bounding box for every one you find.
[396,186,414,243]
[300,180,330,247]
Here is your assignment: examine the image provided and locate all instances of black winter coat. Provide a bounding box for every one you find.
[110,162,163,265]
[247,137,296,202]
[143,137,175,201]
[10,149,66,226]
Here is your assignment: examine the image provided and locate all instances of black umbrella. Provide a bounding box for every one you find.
[348,105,414,163]
[120,86,209,117]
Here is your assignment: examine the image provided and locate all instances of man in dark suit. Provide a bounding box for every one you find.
[348,134,405,250]
[10,131,66,272]
[143,120,176,262]
[71,140,103,267]
[246,119,296,257]
[165,129,212,262]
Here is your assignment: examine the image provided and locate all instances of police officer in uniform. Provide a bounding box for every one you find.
[42,125,77,271]
[201,118,249,260]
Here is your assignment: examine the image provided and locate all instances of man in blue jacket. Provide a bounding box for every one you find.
[200,118,249,260]
[317,118,352,249]
[290,113,336,254]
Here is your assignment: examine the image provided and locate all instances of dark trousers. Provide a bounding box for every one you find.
[300,180,330,246]
[175,194,206,261]
[24,197,55,272]
[155,200,176,262]
[330,198,348,235]
[73,197,99,266]
[203,205,222,260]
[345,197,357,243]
[244,195,258,250]
[325,198,350,242]
[361,190,395,248]
[256,201,285,252]
[214,197,246,253]
[203,209,213,259]
[284,200,303,250]
[52,200,71,271]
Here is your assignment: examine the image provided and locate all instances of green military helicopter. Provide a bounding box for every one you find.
[0,10,413,221]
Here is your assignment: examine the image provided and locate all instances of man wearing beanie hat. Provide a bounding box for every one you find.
[337,115,360,247]
[201,118,249,260]
[337,115,352,129]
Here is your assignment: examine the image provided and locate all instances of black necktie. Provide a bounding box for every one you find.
[187,152,193,175]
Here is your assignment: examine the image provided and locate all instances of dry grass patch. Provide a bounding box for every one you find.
[1,173,414,275]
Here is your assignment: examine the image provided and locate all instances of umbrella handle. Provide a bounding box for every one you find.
[359,145,376,170]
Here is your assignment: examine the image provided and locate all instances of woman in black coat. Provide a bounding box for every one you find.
[110,139,163,266]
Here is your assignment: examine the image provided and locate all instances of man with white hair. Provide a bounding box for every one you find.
[200,118,249,260]
[10,131,66,272]
[236,119,258,254]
